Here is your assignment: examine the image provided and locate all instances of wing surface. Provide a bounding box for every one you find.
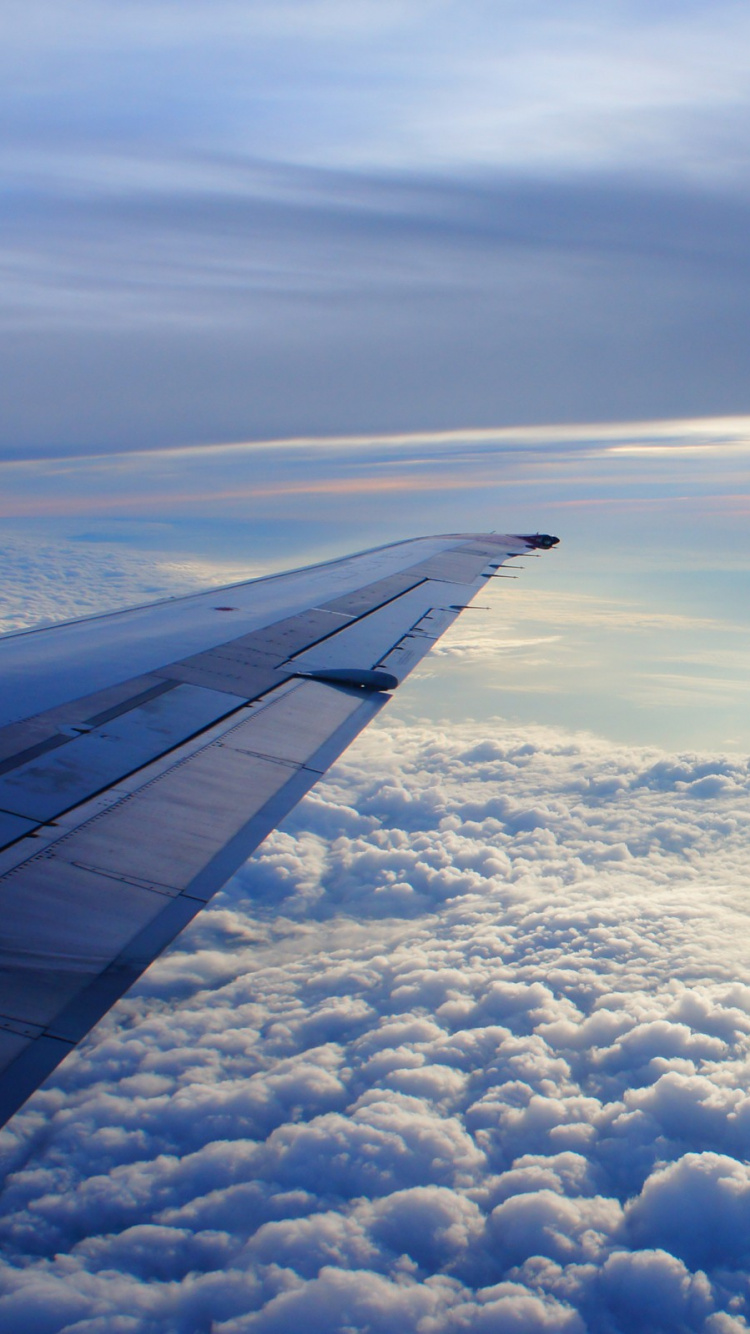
[0,530,558,1125]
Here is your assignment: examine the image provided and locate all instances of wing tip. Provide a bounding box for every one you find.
[516,533,560,550]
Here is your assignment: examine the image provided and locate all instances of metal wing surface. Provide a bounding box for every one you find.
[0,530,558,1126]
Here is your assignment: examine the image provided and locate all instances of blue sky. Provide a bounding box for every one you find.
[4,6,750,1332]
[4,1,750,449]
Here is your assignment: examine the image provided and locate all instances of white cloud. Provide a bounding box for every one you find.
[1,714,750,1328]
[0,537,261,633]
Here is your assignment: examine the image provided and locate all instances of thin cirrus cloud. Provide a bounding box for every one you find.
[4,413,750,467]
[5,4,750,448]
[2,716,750,1330]
[0,470,536,521]
[5,158,750,446]
[5,2,750,175]
[2,415,750,517]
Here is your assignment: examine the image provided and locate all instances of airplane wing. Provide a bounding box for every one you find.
[0,530,558,1126]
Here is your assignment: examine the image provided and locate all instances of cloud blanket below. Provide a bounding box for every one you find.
[1,716,750,1332]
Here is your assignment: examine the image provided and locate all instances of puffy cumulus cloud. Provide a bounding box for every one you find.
[3,716,750,1329]
[626,1154,750,1271]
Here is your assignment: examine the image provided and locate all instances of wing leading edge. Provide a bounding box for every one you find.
[0,531,558,1126]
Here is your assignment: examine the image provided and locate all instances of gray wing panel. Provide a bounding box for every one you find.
[0,535,526,851]
[0,684,247,824]
[0,679,386,1126]
[0,535,465,728]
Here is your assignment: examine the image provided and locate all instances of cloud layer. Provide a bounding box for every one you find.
[6,1,750,175]
[6,2,750,448]
[6,158,750,449]
[0,536,260,634]
[2,714,750,1330]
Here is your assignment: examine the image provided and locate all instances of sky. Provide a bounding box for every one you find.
[5,0,750,449]
[3,3,750,1332]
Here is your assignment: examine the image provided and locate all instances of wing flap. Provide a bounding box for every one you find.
[405,549,493,582]
[153,655,286,700]
[289,583,446,676]
[376,605,463,680]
